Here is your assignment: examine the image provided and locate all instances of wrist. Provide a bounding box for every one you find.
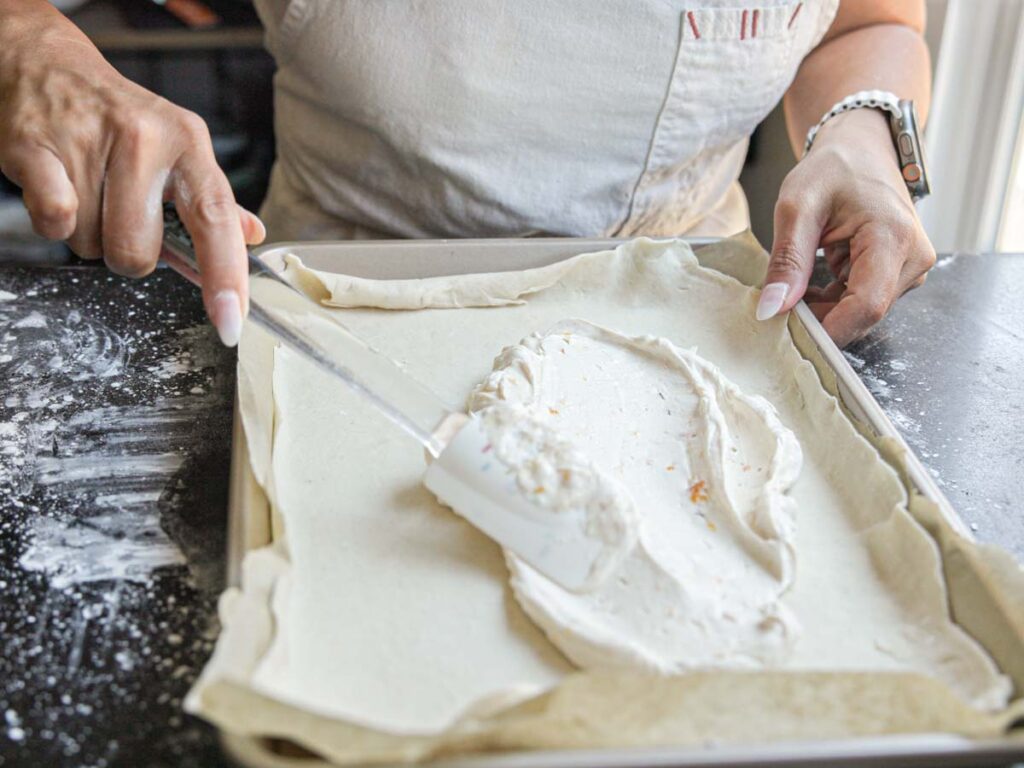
[0,5,57,73]
[0,0,56,40]
[0,0,55,16]
[808,108,893,154]
[801,107,918,208]
[0,5,104,92]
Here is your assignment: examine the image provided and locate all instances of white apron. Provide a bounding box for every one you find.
[253,0,837,241]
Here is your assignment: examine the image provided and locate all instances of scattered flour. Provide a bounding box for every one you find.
[0,275,227,763]
[843,352,866,370]
[13,312,47,329]
[861,374,892,399]
[19,515,185,590]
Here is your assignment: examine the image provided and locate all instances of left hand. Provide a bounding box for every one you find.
[756,109,936,347]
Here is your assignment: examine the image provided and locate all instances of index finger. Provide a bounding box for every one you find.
[821,232,901,347]
[170,133,248,347]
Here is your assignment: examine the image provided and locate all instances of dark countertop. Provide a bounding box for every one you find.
[0,263,232,768]
[0,250,1021,767]
[845,251,1024,564]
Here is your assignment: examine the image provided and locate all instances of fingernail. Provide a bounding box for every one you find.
[756,282,790,322]
[251,214,267,243]
[212,290,243,347]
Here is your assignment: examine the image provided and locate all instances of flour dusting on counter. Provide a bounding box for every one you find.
[0,267,235,765]
[20,512,185,590]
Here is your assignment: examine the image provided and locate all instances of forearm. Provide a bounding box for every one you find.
[0,0,102,81]
[0,0,53,18]
[782,23,931,157]
[0,0,66,43]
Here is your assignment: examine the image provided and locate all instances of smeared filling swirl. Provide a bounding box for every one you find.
[470,319,803,672]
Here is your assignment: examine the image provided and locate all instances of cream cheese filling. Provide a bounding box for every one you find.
[470,319,803,670]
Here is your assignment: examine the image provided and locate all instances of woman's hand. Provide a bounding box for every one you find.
[757,108,936,347]
[0,1,265,346]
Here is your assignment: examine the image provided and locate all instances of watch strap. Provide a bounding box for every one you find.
[803,89,901,157]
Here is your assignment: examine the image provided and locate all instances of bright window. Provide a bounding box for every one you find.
[997,115,1024,251]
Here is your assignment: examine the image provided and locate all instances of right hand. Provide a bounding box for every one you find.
[0,2,265,346]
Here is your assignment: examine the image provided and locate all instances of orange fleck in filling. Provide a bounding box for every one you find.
[689,480,709,504]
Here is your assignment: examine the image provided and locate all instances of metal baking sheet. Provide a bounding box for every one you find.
[222,237,1021,767]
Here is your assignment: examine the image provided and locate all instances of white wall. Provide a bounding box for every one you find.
[920,0,1024,252]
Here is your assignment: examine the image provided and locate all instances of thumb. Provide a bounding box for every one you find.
[757,197,824,321]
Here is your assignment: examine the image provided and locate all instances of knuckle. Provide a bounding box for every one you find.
[917,240,937,271]
[862,297,888,326]
[193,191,236,228]
[105,245,156,278]
[30,214,72,241]
[773,195,801,224]
[116,111,161,149]
[177,110,211,146]
[769,242,805,276]
[28,195,76,229]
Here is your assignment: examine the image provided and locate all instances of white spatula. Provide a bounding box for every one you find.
[161,206,634,592]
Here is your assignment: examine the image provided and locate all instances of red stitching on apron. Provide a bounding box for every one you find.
[752,9,760,37]
[788,2,803,28]
[687,11,701,39]
[741,9,748,39]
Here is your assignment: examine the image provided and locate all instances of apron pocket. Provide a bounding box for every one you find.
[620,2,807,234]
[653,2,805,168]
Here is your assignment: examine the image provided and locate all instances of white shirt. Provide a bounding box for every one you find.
[253,0,837,241]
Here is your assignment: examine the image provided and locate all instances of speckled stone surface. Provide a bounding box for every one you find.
[0,251,1021,767]
[843,252,1024,563]
[0,264,231,768]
